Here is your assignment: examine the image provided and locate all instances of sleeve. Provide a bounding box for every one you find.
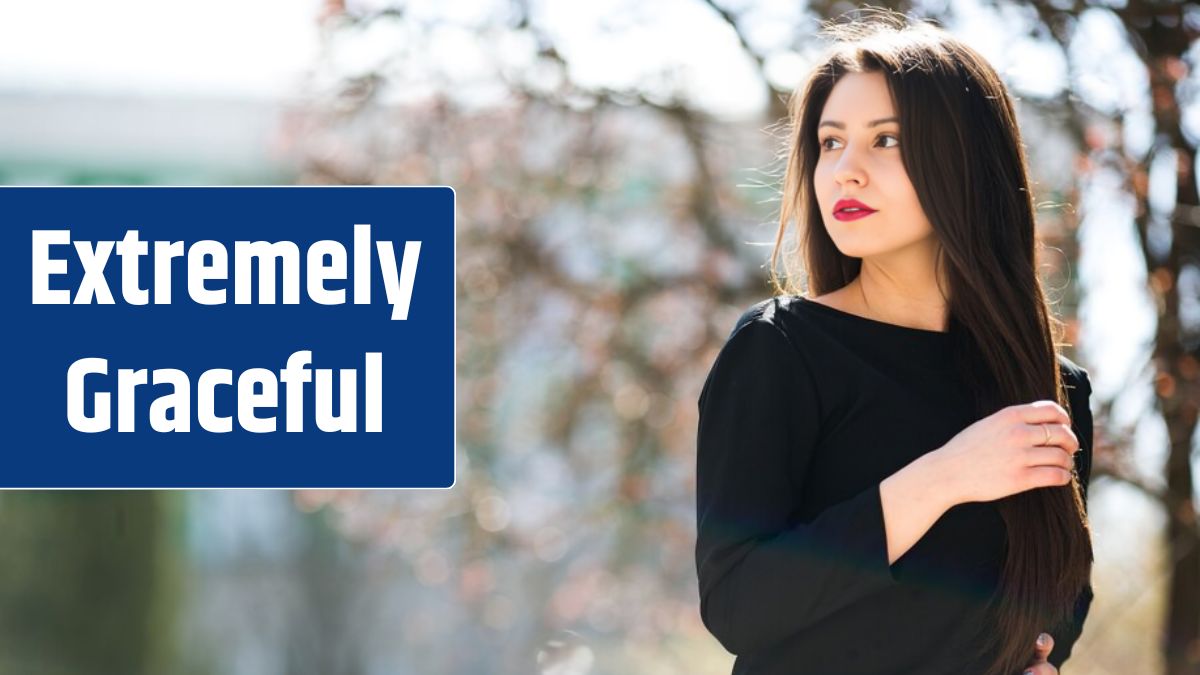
[694,314,900,656]
[1048,367,1096,670]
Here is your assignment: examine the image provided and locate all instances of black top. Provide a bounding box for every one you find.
[695,295,1094,674]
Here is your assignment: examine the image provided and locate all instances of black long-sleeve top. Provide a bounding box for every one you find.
[695,295,1094,674]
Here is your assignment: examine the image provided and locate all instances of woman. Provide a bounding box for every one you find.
[695,10,1094,675]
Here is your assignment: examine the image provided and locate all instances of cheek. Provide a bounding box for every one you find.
[890,171,920,201]
[812,162,834,206]
[877,166,925,213]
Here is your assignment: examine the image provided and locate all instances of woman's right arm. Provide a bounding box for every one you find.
[696,314,910,656]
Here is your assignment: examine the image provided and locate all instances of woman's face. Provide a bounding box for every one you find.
[813,71,936,262]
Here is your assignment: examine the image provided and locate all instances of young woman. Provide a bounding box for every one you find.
[695,11,1094,675]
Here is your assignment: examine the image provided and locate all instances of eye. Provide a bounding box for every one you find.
[818,133,900,151]
[819,136,842,151]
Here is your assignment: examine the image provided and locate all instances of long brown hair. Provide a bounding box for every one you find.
[768,9,1092,675]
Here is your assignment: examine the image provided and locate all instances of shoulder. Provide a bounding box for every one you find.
[1056,353,1094,425]
[727,295,811,342]
[1056,353,1093,396]
[700,296,819,408]
[730,296,787,336]
[711,296,821,386]
[716,298,795,364]
[708,296,820,377]
[720,296,818,365]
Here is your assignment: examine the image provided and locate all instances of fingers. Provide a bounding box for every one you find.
[1024,445,1075,471]
[1014,401,1071,426]
[1034,631,1054,658]
[1026,465,1073,488]
[1022,632,1057,675]
[1026,422,1078,452]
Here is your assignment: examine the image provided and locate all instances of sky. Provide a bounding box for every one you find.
[0,0,1075,111]
[0,0,325,99]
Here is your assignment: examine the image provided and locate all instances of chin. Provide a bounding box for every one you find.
[825,233,879,259]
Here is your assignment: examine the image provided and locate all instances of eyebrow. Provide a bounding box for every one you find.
[818,116,899,129]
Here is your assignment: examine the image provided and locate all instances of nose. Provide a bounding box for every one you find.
[833,144,868,187]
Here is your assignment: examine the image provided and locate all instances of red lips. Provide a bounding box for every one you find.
[833,198,877,222]
[834,198,876,214]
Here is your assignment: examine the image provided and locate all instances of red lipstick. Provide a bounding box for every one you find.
[833,198,877,221]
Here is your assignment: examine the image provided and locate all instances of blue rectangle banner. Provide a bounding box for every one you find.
[0,186,455,488]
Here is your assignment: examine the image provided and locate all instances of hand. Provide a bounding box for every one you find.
[932,401,1078,505]
[1022,632,1058,674]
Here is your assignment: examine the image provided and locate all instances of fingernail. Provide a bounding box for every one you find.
[1024,671,1034,675]
[1037,632,1049,646]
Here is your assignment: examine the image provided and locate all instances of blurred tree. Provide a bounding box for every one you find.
[0,492,174,675]
[1000,2,1200,672]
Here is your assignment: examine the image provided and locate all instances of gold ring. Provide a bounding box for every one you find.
[1042,423,1052,446]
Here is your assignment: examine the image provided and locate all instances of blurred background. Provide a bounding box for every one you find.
[0,0,1197,673]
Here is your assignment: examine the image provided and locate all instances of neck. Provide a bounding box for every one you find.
[853,251,948,333]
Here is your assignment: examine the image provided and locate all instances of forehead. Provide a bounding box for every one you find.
[820,72,896,122]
